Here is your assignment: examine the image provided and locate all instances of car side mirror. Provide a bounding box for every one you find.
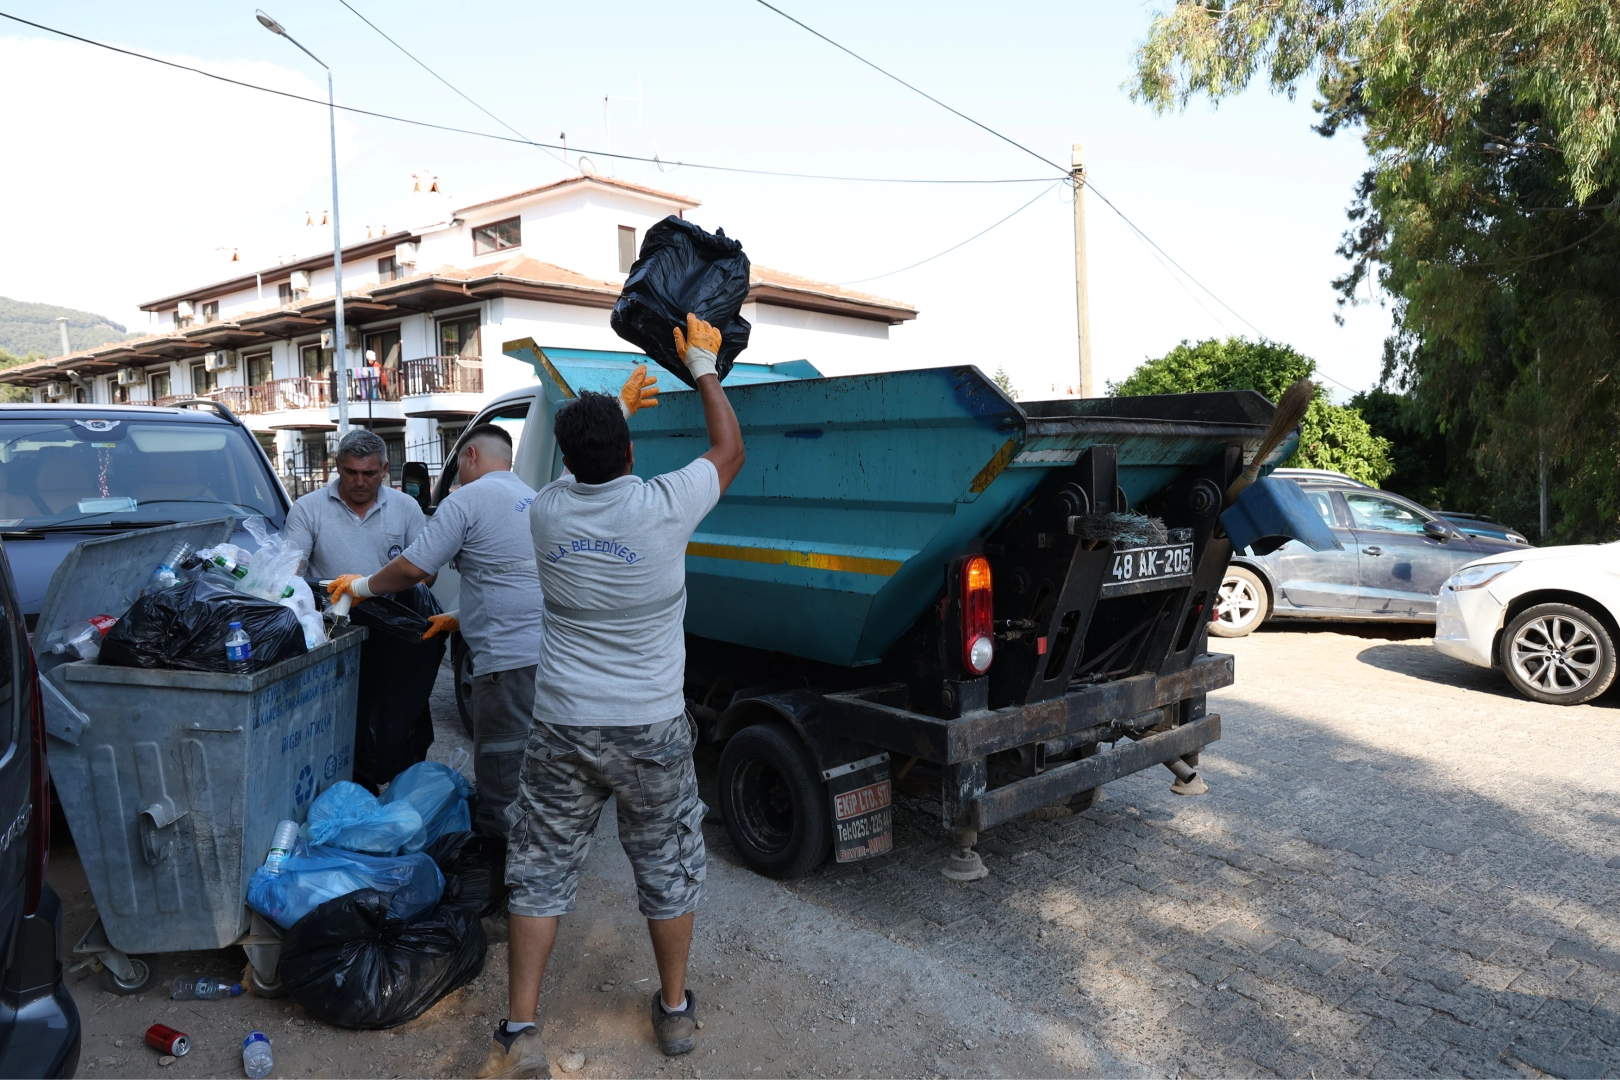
[401,461,433,511]
[1423,519,1450,541]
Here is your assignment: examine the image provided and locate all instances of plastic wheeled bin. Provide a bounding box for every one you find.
[34,519,366,996]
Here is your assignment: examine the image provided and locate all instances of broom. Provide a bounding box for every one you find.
[1225,378,1315,503]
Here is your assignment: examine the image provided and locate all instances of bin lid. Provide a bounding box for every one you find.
[35,517,237,677]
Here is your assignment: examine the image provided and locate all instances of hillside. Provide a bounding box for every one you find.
[0,296,138,359]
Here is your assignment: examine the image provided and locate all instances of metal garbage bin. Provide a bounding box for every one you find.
[36,520,365,995]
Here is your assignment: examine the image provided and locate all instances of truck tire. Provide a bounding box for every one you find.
[1211,567,1268,638]
[718,723,832,880]
[1498,602,1617,705]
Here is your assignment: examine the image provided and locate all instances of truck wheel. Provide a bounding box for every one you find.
[1499,603,1617,705]
[718,723,832,880]
[452,637,474,740]
[1211,567,1268,638]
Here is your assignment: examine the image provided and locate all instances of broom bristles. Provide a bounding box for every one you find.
[1227,377,1316,501]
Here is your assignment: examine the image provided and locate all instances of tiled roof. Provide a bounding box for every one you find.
[749,266,915,318]
[456,173,700,216]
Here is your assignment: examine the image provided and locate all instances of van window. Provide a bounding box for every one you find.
[435,402,530,501]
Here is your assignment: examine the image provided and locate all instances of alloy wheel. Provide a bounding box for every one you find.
[1216,576,1260,631]
[1510,614,1602,694]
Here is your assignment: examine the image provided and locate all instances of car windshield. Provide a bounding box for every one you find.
[0,417,284,530]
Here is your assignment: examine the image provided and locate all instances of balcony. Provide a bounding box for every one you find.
[400,356,484,419]
[328,368,405,424]
[250,376,332,415]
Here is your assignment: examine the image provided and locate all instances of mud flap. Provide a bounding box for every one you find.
[823,753,893,863]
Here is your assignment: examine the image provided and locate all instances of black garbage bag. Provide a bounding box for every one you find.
[348,584,446,790]
[278,888,486,1030]
[426,831,508,919]
[610,215,751,387]
[100,578,306,673]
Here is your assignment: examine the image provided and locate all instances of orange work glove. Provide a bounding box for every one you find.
[618,364,660,417]
[327,573,372,607]
[671,313,721,380]
[421,613,460,640]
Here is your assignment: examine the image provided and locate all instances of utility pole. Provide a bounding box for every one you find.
[1071,144,1093,398]
[1538,350,1549,539]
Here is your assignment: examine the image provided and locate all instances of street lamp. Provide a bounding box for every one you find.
[256,9,351,435]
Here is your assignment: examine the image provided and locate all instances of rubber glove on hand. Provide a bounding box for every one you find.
[618,364,660,418]
[327,573,373,607]
[421,612,459,640]
[671,313,721,381]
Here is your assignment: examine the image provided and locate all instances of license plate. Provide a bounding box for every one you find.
[1101,543,1195,596]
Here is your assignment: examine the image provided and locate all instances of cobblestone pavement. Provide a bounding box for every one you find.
[780,625,1620,1078]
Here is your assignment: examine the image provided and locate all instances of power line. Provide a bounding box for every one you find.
[840,182,1062,284]
[0,9,1049,186]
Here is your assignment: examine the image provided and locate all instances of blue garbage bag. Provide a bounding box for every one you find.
[380,762,472,850]
[306,781,424,855]
[247,841,444,931]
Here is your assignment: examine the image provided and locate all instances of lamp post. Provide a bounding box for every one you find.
[256,9,351,435]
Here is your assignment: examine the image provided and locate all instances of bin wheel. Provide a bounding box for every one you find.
[100,956,155,996]
[243,961,285,998]
[453,637,475,740]
[718,723,831,880]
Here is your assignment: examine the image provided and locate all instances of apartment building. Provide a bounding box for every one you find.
[3,172,915,492]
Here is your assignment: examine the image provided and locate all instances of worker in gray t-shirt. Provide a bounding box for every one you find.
[283,429,426,580]
[328,424,543,836]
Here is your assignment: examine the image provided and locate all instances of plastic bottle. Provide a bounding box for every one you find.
[48,615,117,661]
[224,622,253,673]
[242,1031,273,1079]
[141,541,193,597]
[264,820,298,875]
[169,976,243,1000]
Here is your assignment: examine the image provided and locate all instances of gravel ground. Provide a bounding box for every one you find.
[57,623,1620,1077]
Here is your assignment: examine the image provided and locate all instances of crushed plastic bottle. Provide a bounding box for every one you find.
[169,976,243,1000]
[48,615,117,661]
[224,622,253,673]
[264,820,298,875]
[141,541,193,597]
[242,1031,273,1079]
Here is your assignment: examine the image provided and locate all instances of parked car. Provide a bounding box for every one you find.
[1268,467,1371,488]
[0,538,81,1077]
[1435,511,1531,547]
[1213,480,1526,637]
[0,402,290,621]
[1434,543,1620,705]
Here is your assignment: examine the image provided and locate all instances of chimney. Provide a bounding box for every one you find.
[56,317,70,357]
[407,170,450,232]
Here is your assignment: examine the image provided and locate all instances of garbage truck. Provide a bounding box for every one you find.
[410,342,1319,881]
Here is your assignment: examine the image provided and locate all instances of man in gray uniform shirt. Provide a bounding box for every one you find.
[327,424,541,836]
[479,316,743,1078]
[284,428,426,580]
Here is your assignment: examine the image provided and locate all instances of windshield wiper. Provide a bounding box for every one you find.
[1,520,179,538]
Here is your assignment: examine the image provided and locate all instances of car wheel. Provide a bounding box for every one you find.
[452,637,474,740]
[100,955,155,996]
[1499,603,1618,706]
[718,723,832,880]
[1210,567,1269,638]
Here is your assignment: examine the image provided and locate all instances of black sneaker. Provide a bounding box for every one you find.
[651,990,698,1056]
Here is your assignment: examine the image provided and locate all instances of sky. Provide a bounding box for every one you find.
[0,1,1394,400]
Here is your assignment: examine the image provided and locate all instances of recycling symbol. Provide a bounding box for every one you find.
[294,764,316,806]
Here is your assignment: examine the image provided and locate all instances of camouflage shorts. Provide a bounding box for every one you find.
[505,714,706,920]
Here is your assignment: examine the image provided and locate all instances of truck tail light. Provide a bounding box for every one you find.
[24,649,49,915]
[961,555,994,675]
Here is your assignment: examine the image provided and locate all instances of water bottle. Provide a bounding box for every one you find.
[170,976,243,1000]
[224,622,253,672]
[242,1031,273,1079]
[141,541,193,597]
[264,820,298,875]
[48,615,117,661]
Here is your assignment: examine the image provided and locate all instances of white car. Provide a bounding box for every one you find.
[1434,542,1620,705]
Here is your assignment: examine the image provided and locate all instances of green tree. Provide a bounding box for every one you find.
[1130,1,1620,542]
[1112,337,1395,486]
[992,364,1015,398]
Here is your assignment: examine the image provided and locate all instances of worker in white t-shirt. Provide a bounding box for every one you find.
[479,315,743,1078]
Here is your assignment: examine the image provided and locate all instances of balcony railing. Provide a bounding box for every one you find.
[207,386,251,414]
[250,377,332,414]
[329,369,404,405]
[401,355,484,397]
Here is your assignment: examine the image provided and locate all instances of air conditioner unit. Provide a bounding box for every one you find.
[319,330,334,350]
[175,300,195,319]
[116,367,144,386]
[346,326,360,350]
[394,242,419,266]
[289,270,311,292]
[204,350,238,372]
[42,382,65,401]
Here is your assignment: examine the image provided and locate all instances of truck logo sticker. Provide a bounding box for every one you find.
[324,753,337,781]
[833,779,892,821]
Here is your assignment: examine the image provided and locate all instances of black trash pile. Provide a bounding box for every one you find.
[101,577,308,673]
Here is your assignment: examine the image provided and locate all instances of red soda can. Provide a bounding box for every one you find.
[145,1023,190,1057]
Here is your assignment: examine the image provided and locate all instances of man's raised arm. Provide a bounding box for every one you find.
[673,313,745,492]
